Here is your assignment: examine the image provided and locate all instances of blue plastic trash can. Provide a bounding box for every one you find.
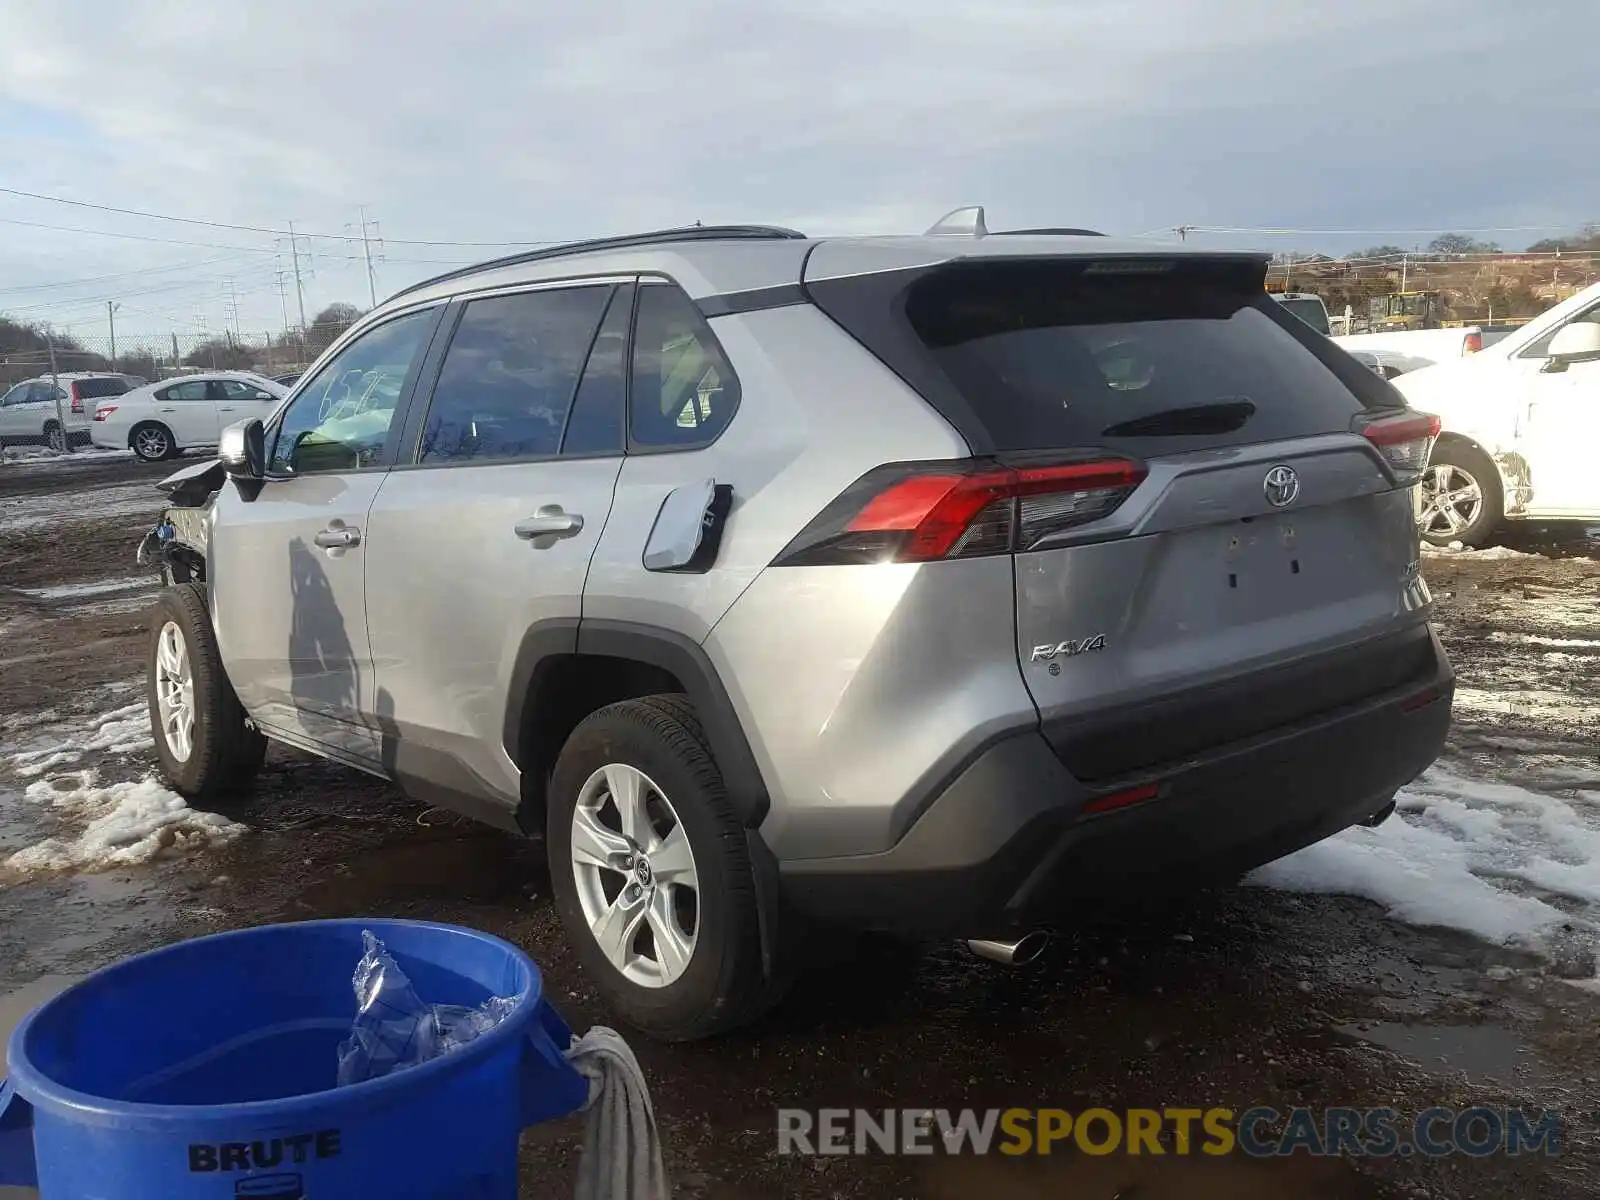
[0,919,589,1198]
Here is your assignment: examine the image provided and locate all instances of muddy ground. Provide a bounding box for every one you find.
[2,452,1598,1199]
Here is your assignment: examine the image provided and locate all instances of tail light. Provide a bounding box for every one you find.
[93,405,117,422]
[1463,332,1483,354]
[69,382,84,413]
[1360,410,1440,483]
[773,456,1147,566]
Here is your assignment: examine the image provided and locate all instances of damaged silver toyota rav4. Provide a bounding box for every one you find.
[139,209,1454,1040]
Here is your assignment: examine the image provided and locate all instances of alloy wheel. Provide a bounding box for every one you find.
[1418,463,1484,539]
[570,762,700,988]
[154,620,195,762]
[135,427,169,460]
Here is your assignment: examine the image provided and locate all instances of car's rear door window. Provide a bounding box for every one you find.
[417,284,612,465]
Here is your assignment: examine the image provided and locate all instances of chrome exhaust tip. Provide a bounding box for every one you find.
[966,931,1052,966]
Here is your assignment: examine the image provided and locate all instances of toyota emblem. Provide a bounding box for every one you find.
[1263,465,1300,508]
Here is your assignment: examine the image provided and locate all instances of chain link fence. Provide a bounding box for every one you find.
[0,323,358,391]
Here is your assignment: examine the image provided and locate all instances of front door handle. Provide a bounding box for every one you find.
[514,506,584,541]
[314,525,361,549]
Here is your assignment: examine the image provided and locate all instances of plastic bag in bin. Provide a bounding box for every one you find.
[336,930,520,1086]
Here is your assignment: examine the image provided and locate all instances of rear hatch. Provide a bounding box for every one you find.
[803,252,1439,781]
[69,376,132,420]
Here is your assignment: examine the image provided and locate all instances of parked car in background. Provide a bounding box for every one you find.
[91,371,288,461]
[1269,293,1385,378]
[271,372,302,388]
[136,214,1452,1040]
[1333,325,1483,379]
[1393,280,1600,544]
[1269,292,1332,336]
[0,372,139,451]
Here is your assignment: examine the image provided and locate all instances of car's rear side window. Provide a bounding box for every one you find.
[811,257,1395,454]
[75,378,130,399]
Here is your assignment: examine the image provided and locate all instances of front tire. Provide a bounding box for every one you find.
[547,695,781,1041]
[131,421,175,462]
[1418,443,1503,547]
[148,583,260,802]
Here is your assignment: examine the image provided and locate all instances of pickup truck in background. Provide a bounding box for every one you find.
[1332,325,1483,379]
[1269,292,1388,378]
[1392,280,1600,545]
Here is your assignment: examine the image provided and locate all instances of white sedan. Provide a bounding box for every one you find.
[91,372,288,462]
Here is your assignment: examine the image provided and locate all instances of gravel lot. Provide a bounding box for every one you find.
[2,450,1598,1199]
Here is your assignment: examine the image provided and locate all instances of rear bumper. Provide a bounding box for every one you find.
[779,625,1453,936]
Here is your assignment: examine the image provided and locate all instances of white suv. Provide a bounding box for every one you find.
[0,373,138,452]
[1394,280,1600,544]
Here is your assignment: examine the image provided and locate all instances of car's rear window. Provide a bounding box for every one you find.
[74,378,131,399]
[809,256,1397,455]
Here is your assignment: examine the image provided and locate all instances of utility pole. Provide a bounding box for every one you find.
[275,269,292,339]
[1400,255,1408,293]
[287,219,309,338]
[357,205,380,307]
[107,301,120,370]
[223,277,242,342]
[1173,224,1196,242]
[47,334,72,454]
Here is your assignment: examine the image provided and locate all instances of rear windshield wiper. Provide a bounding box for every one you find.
[1100,400,1256,437]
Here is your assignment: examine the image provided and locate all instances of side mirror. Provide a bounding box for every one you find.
[219,417,266,487]
[1541,322,1600,373]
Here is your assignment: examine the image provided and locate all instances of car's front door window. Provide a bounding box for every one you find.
[269,309,436,475]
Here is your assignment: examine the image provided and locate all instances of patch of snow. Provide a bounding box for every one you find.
[1251,766,1600,974]
[0,481,164,534]
[1488,632,1600,650]
[1451,686,1600,724]
[2,770,245,877]
[0,446,131,467]
[8,702,152,777]
[17,575,158,602]
[1421,542,1537,560]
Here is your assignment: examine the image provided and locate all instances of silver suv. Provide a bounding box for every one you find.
[140,212,1454,1040]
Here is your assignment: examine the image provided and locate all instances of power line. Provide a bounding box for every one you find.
[0,254,256,294]
[1186,222,1578,237]
[0,183,577,248]
[0,214,277,253]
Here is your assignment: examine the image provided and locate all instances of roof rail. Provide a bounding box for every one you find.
[993,227,1107,237]
[387,224,807,303]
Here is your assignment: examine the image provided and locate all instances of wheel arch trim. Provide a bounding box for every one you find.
[502,617,771,829]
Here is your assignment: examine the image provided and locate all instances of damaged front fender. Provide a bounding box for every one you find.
[1493,450,1534,516]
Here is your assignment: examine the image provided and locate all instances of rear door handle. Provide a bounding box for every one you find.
[314,525,361,549]
[514,506,584,541]
[158,407,176,413]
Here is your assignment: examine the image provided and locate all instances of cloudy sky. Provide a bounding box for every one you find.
[0,0,1595,349]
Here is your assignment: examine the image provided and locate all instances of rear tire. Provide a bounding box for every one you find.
[131,421,175,462]
[1418,442,1502,547]
[547,694,784,1041]
[43,421,66,453]
[148,583,260,803]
